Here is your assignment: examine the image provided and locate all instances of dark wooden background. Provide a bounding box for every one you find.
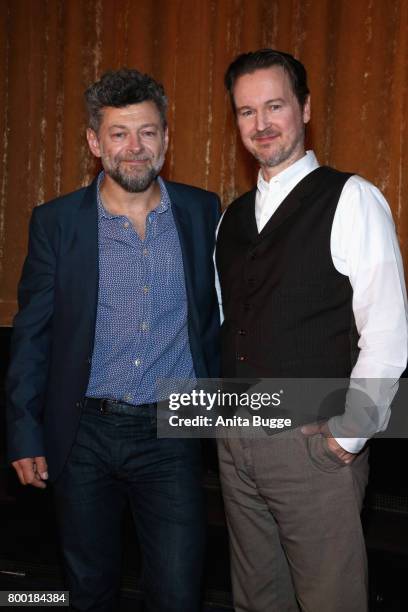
[1,0,408,325]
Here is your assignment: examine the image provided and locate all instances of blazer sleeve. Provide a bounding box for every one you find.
[6,206,56,462]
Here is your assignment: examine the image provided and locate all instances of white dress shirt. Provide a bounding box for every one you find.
[216,150,408,452]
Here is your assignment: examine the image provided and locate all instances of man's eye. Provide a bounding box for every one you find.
[142,131,156,137]
[270,104,282,111]
[240,110,253,117]
[112,132,125,139]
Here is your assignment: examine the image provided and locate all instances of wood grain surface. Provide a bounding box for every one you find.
[1,0,407,324]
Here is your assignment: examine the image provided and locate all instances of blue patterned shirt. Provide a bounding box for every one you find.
[86,173,195,404]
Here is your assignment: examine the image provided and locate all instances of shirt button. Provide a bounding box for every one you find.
[143,286,149,294]
[134,358,141,367]
[124,394,133,402]
[141,322,149,331]
[143,248,148,256]
[123,221,130,229]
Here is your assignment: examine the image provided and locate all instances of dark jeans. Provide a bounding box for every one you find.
[53,403,205,612]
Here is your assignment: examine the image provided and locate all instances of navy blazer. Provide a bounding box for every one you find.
[7,177,221,481]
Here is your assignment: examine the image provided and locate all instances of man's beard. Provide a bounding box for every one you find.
[103,152,165,193]
[252,128,304,169]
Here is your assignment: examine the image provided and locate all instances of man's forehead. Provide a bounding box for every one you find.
[101,101,161,123]
[234,66,293,101]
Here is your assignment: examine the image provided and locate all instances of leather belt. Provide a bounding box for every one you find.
[84,397,157,415]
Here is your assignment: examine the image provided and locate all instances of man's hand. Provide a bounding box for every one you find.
[301,421,357,464]
[12,457,48,489]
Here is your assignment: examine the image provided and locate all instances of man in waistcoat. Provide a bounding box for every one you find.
[215,49,407,611]
[7,69,220,612]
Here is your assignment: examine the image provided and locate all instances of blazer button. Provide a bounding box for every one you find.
[237,355,247,362]
[243,303,250,311]
[237,329,246,336]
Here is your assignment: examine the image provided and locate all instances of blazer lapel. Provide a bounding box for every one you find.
[164,182,197,310]
[74,179,99,351]
[164,181,204,368]
[163,180,217,377]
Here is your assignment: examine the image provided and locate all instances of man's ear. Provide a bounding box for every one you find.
[86,128,102,158]
[303,95,311,125]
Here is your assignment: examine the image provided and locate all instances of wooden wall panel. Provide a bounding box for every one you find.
[1,0,407,324]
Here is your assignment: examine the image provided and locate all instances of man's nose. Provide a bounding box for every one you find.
[127,133,143,152]
[255,110,270,132]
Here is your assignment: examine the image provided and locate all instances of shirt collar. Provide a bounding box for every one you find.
[257,150,320,196]
[155,176,170,214]
[96,171,170,219]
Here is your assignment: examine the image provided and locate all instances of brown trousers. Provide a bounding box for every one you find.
[217,428,369,612]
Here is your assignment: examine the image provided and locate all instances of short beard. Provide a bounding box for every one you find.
[103,150,165,193]
[253,128,305,170]
[107,164,159,193]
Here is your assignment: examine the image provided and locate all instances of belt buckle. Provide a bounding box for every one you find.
[100,398,115,414]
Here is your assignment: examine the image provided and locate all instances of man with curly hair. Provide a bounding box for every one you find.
[7,69,220,612]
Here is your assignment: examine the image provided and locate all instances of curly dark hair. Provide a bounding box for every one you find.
[84,68,168,132]
[225,49,309,112]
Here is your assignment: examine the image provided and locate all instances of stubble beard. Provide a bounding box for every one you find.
[253,128,305,170]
